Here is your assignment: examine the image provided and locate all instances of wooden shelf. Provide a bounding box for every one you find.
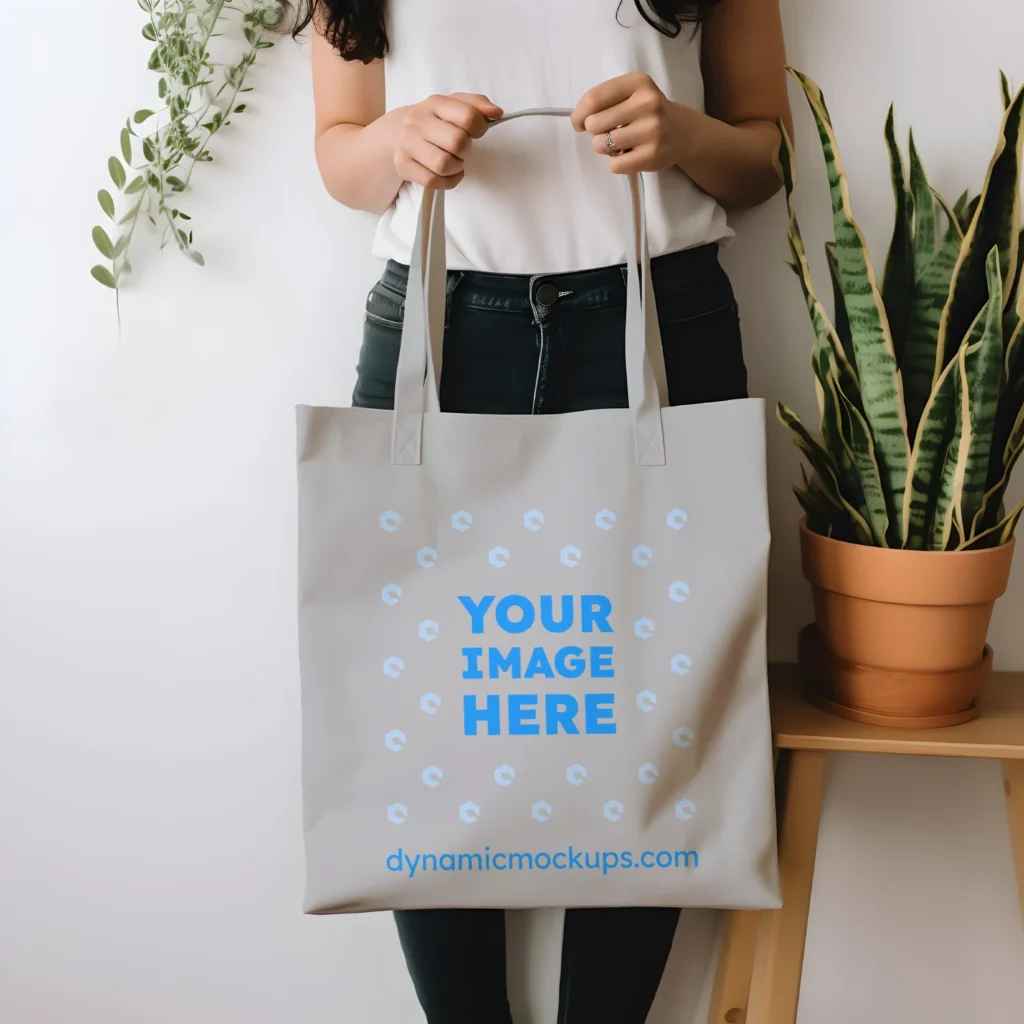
[768,663,1024,760]
[710,665,1024,1024]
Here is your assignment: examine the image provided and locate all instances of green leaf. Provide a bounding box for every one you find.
[982,307,1024,517]
[931,188,965,244]
[961,501,1022,549]
[814,345,864,508]
[830,354,890,545]
[903,355,958,548]
[166,175,186,191]
[938,84,1024,372]
[97,189,115,219]
[931,346,968,550]
[788,69,909,541]
[90,265,116,289]
[142,22,156,41]
[777,403,839,491]
[957,251,1003,533]
[908,130,936,278]
[932,251,1005,548]
[973,399,1024,536]
[825,242,854,369]
[798,462,843,511]
[776,125,860,394]
[903,203,965,441]
[1006,316,1024,383]
[959,194,982,234]
[233,104,247,113]
[120,128,133,164]
[881,106,915,362]
[1005,227,1024,340]
[142,139,155,162]
[125,175,146,195]
[133,109,155,124]
[92,226,114,259]
[108,156,126,190]
[952,189,972,227]
[112,234,129,259]
[777,402,873,543]
[118,201,143,225]
[793,480,838,535]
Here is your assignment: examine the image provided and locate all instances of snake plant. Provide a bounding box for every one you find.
[778,69,1024,550]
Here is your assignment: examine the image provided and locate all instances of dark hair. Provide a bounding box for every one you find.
[291,1,721,63]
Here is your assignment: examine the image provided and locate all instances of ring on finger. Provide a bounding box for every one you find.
[604,130,621,155]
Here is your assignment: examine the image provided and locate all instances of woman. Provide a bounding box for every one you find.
[296,1,791,1020]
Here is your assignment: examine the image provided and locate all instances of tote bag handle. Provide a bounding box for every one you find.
[391,108,668,467]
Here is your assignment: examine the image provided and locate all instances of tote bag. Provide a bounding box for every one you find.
[297,111,779,914]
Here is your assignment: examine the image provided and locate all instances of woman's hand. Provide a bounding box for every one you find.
[571,73,694,175]
[393,94,504,190]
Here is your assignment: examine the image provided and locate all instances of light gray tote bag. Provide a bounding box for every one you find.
[297,111,779,914]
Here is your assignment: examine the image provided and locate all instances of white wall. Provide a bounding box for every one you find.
[2,1,1023,1021]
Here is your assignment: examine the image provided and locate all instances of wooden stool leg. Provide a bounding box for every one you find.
[1002,760,1024,926]
[746,750,826,1024]
[706,749,782,1023]
[707,910,761,1023]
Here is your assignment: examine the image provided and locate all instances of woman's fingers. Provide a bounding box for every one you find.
[572,74,674,174]
[607,145,658,176]
[571,74,639,131]
[422,113,476,163]
[580,97,646,138]
[429,94,502,140]
[411,133,465,177]
[399,161,466,191]
[592,118,654,156]
[393,93,503,189]
[447,93,504,135]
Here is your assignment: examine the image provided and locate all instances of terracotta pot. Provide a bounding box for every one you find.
[799,519,1014,723]
[798,626,991,726]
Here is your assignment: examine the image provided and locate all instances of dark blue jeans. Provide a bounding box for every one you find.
[352,245,747,1024]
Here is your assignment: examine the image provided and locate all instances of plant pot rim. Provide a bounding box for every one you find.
[798,518,1016,560]
[799,518,1015,606]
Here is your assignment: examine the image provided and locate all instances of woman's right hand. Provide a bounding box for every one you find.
[392,94,503,190]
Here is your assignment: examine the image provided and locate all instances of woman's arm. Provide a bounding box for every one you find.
[693,0,793,208]
[312,34,399,213]
[571,0,792,212]
[312,31,502,215]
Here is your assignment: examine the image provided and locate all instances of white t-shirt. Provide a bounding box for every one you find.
[372,0,732,273]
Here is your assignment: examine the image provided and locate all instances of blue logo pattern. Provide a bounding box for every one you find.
[376,508,698,827]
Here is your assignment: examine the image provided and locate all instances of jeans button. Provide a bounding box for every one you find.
[535,282,559,307]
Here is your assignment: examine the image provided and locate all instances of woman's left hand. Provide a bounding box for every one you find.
[571,73,693,174]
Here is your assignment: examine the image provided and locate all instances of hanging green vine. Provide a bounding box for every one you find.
[91,0,285,295]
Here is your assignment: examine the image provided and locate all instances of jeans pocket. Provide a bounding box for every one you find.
[660,301,748,406]
[654,263,736,327]
[352,315,402,411]
[364,308,404,330]
[366,279,406,326]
